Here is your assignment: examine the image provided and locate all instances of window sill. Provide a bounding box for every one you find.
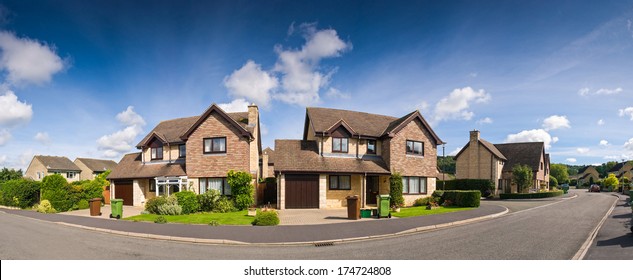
[403,193,428,195]
[203,153,227,156]
[328,189,352,191]
[405,154,424,159]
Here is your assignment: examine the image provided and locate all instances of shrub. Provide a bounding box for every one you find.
[154,216,167,224]
[549,175,558,188]
[208,220,220,226]
[414,196,431,206]
[389,172,404,208]
[214,197,235,213]
[500,190,564,199]
[36,199,56,213]
[0,178,41,209]
[175,191,199,214]
[77,199,90,210]
[252,209,280,226]
[440,179,493,197]
[441,190,481,207]
[227,170,254,210]
[156,195,182,215]
[41,174,73,212]
[145,196,167,214]
[198,190,221,212]
[512,164,533,193]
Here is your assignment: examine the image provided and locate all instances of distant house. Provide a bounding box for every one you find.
[25,155,82,183]
[454,130,550,194]
[274,107,443,209]
[261,147,275,178]
[606,161,632,182]
[74,158,118,180]
[575,166,601,186]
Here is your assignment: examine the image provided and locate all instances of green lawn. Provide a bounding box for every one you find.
[124,210,255,225]
[390,206,475,218]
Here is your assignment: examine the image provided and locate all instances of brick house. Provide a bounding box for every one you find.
[25,155,82,183]
[274,107,443,209]
[107,103,261,206]
[73,158,118,180]
[454,130,550,194]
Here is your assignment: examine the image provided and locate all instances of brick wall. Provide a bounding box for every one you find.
[186,111,250,178]
[386,119,437,177]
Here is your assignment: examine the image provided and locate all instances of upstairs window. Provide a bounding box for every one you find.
[179,144,186,158]
[367,140,376,154]
[204,137,227,154]
[151,146,163,160]
[406,140,424,156]
[332,137,349,153]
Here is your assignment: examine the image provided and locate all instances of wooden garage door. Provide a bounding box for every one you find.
[114,181,134,206]
[285,174,319,209]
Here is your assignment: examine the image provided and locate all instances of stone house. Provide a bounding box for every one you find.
[574,166,601,186]
[608,161,633,182]
[73,158,118,180]
[107,103,261,206]
[454,130,550,194]
[273,107,443,209]
[24,155,82,183]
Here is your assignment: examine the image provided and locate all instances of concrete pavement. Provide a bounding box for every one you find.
[584,194,633,259]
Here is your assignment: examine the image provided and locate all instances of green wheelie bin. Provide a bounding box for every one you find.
[110,199,124,219]
[376,195,391,218]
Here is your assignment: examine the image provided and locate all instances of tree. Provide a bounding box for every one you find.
[550,164,569,185]
[0,168,23,183]
[549,175,558,188]
[227,170,254,210]
[41,174,73,212]
[437,156,456,175]
[512,164,533,193]
[603,173,619,192]
[389,172,404,208]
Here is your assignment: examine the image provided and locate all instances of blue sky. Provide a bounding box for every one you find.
[1,0,633,170]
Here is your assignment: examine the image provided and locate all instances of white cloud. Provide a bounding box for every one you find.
[0,128,10,146]
[272,24,351,106]
[476,117,493,124]
[625,138,633,152]
[448,147,462,156]
[218,98,250,113]
[416,101,430,114]
[0,31,64,85]
[599,140,609,146]
[566,158,577,163]
[468,72,478,78]
[223,60,278,107]
[619,107,633,120]
[576,147,590,154]
[0,154,6,165]
[552,136,559,143]
[34,132,51,145]
[0,90,32,127]
[578,87,590,96]
[432,87,491,123]
[597,119,604,126]
[97,106,145,158]
[325,87,350,99]
[542,115,570,131]
[580,87,624,96]
[504,129,555,149]
[260,123,269,136]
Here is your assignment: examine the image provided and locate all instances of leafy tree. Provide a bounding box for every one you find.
[227,170,254,210]
[0,168,23,183]
[596,161,617,178]
[512,164,533,193]
[389,172,404,208]
[550,164,569,184]
[603,173,619,192]
[437,156,456,174]
[549,175,558,188]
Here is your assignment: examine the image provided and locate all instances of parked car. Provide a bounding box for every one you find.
[589,184,600,192]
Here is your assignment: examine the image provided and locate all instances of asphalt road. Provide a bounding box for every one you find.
[0,190,619,260]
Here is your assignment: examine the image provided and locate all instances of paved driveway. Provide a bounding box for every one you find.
[277,208,382,225]
[58,205,144,219]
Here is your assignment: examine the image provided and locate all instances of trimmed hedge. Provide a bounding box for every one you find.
[441,190,480,207]
[252,210,279,226]
[0,178,41,209]
[500,190,564,199]
[439,179,494,197]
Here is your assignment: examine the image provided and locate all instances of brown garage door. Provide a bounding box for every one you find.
[114,181,134,206]
[285,174,319,209]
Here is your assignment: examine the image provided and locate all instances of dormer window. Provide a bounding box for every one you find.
[151,146,163,160]
[367,140,376,154]
[332,137,348,153]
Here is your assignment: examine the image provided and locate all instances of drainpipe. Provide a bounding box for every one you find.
[320,136,324,156]
[356,135,360,159]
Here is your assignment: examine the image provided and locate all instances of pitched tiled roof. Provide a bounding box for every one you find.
[494,142,545,172]
[454,138,507,161]
[608,162,632,173]
[263,147,275,164]
[305,107,443,144]
[107,153,186,180]
[274,140,390,174]
[136,111,250,148]
[35,155,81,171]
[75,158,118,172]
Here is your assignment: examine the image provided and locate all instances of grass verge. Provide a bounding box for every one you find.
[123,210,254,225]
[391,206,475,218]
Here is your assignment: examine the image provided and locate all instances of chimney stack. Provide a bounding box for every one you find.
[469,130,480,143]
